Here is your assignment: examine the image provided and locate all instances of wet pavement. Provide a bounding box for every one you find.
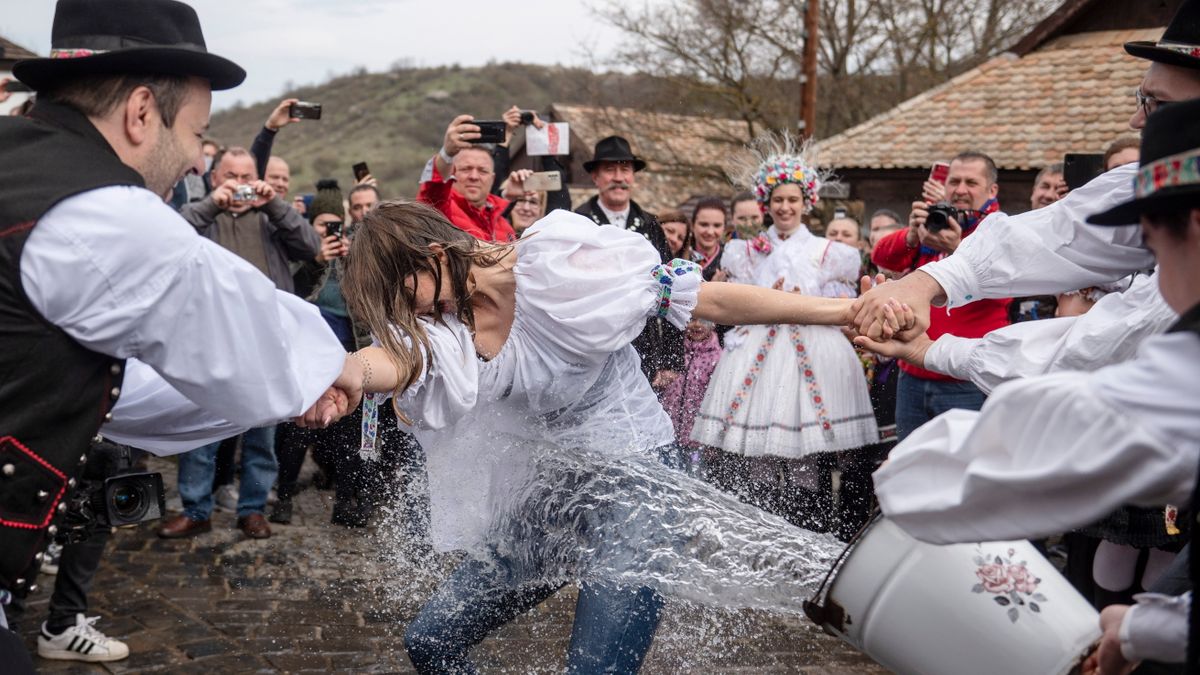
[18,455,888,674]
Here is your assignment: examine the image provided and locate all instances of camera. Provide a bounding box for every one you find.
[56,440,166,544]
[89,473,166,527]
[519,110,535,125]
[233,184,256,202]
[325,220,343,239]
[924,202,968,233]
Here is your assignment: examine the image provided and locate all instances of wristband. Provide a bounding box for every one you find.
[438,146,454,164]
[350,352,373,391]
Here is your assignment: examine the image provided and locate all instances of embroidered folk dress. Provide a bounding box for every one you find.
[692,225,878,458]
[387,210,702,553]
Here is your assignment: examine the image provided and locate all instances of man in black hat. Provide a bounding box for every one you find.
[575,135,685,387]
[0,0,348,666]
[857,97,1200,675]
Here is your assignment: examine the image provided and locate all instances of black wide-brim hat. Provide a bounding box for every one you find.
[1124,0,1200,70]
[13,0,245,92]
[583,135,648,173]
[1088,98,1200,226]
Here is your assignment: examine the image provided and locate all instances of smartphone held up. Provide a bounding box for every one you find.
[289,101,322,120]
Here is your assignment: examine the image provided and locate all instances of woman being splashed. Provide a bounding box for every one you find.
[302,199,910,673]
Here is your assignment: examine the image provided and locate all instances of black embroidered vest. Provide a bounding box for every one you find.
[0,103,142,590]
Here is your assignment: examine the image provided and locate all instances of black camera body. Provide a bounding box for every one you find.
[56,440,166,544]
[924,202,969,233]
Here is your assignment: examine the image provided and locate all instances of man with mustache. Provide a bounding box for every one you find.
[576,136,684,387]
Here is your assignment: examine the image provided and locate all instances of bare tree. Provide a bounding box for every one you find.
[593,0,1057,140]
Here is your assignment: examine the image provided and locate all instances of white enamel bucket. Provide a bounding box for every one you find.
[804,516,1100,675]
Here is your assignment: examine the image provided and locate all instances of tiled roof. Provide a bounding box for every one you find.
[0,35,39,61]
[550,103,748,212]
[816,28,1160,171]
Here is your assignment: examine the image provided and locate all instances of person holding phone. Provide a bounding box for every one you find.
[418,112,517,243]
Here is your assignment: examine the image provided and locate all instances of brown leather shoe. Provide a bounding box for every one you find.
[237,513,271,539]
[157,514,211,539]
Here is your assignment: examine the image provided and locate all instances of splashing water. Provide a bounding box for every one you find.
[482,443,844,615]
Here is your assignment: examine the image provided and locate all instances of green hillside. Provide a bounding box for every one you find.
[207,63,661,199]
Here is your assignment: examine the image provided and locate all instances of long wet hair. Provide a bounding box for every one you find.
[342,200,510,401]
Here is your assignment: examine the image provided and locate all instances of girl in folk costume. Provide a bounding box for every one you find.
[692,136,878,529]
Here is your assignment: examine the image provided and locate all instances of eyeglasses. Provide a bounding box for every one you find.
[514,197,541,206]
[1134,88,1164,117]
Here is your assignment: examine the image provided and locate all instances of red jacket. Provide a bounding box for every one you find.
[417,156,515,243]
[872,228,1011,382]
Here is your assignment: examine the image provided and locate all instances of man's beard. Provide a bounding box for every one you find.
[141,128,189,199]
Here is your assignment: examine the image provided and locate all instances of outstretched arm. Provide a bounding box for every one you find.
[694,282,850,326]
[693,280,911,335]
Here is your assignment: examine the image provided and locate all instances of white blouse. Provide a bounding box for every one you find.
[923,272,1177,394]
[392,210,702,551]
[920,163,1155,308]
[721,226,860,297]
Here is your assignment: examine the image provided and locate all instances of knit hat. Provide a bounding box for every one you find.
[308,179,344,223]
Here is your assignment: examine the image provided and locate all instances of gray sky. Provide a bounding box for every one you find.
[0,0,627,110]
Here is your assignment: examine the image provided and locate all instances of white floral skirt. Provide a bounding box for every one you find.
[690,323,878,458]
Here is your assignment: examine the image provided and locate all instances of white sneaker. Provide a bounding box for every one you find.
[38,614,129,662]
[39,542,62,576]
[213,483,238,513]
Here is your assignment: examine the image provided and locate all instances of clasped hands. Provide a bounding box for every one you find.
[295,353,369,429]
[846,272,937,368]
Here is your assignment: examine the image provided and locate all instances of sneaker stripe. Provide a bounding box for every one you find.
[67,635,79,651]
[84,640,95,655]
[77,638,90,653]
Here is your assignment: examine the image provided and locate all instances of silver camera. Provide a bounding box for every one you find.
[233,184,257,202]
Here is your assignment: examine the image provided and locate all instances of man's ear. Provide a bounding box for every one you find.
[123,85,157,146]
[988,181,1000,199]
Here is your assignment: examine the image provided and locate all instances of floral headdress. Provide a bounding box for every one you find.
[729,132,832,214]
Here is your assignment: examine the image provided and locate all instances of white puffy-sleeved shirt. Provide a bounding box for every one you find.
[874,330,1200,544]
[391,210,702,552]
[920,164,1155,308]
[923,272,1177,394]
[20,186,346,454]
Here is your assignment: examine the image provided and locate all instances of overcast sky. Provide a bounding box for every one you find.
[1,0,629,110]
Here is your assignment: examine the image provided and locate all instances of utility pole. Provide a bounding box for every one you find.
[799,0,819,139]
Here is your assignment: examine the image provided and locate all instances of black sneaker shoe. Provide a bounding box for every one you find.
[268,498,293,525]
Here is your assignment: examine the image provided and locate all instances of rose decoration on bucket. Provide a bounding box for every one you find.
[972,547,1047,623]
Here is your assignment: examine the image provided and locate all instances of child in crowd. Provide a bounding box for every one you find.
[659,318,723,477]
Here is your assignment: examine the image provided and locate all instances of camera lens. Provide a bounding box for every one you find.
[110,484,146,519]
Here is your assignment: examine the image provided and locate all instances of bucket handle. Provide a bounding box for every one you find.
[802,509,880,632]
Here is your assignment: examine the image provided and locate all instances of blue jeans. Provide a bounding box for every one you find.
[895,372,987,441]
[405,554,663,674]
[178,426,277,520]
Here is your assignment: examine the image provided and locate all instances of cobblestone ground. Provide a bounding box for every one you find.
[19,456,888,674]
